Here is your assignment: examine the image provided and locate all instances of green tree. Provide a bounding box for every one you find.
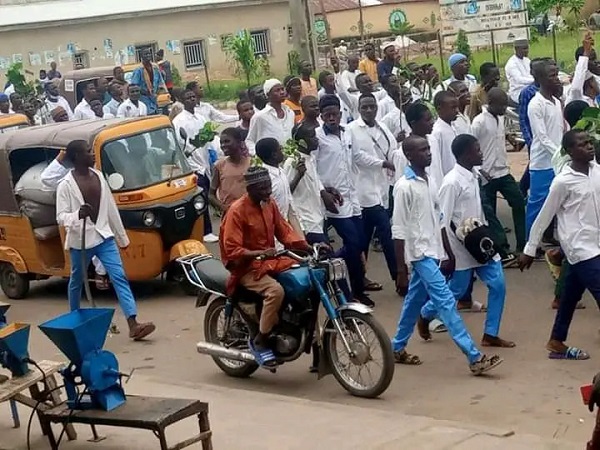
[455,29,471,61]
[390,21,415,61]
[6,63,38,100]
[224,30,265,87]
[530,0,584,17]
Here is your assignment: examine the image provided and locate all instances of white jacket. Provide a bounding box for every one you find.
[56,169,129,250]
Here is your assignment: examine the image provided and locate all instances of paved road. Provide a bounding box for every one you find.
[1,152,596,447]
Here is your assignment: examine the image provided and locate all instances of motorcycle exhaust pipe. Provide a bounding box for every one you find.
[196,342,256,362]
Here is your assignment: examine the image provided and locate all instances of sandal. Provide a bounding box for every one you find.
[548,347,590,360]
[248,340,278,368]
[457,300,487,313]
[470,354,503,375]
[364,279,383,291]
[429,319,447,333]
[393,350,422,365]
[95,275,110,291]
[129,322,156,341]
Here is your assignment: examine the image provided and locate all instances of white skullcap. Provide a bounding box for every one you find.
[263,78,282,96]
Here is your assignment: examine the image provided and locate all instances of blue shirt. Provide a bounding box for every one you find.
[130,64,165,115]
[377,59,395,81]
[518,83,540,150]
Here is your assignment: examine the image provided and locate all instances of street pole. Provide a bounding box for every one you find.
[290,0,311,63]
[358,0,365,42]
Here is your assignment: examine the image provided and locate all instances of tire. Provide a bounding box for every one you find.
[324,310,394,398]
[0,263,30,299]
[203,297,259,378]
[169,266,198,296]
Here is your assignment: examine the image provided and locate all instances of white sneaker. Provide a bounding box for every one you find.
[204,233,219,243]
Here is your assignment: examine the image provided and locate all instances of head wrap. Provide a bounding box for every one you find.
[51,106,67,120]
[381,41,397,51]
[318,94,340,111]
[0,94,8,102]
[448,53,467,68]
[283,75,300,89]
[263,78,282,96]
[514,39,529,47]
[244,166,271,186]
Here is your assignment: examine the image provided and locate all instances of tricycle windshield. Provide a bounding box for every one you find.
[0,124,28,134]
[101,127,192,191]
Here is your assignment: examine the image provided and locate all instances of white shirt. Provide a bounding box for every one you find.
[265,163,292,219]
[343,89,388,121]
[346,118,396,208]
[524,163,600,264]
[42,97,74,122]
[41,158,70,188]
[56,169,129,250]
[283,153,325,234]
[437,74,478,96]
[315,126,361,219]
[195,102,238,123]
[246,104,295,155]
[172,109,209,175]
[73,99,96,120]
[317,89,353,125]
[381,108,411,141]
[505,54,534,104]
[429,118,458,188]
[104,98,121,117]
[392,166,446,262]
[376,94,396,121]
[453,112,472,135]
[471,107,509,180]
[339,69,359,92]
[566,55,596,107]
[116,98,148,118]
[527,92,564,170]
[439,164,496,270]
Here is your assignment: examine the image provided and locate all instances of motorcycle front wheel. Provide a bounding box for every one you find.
[324,310,394,398]
[204,297,259,378]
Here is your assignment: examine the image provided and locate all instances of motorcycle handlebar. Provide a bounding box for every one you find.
[255,245,328,262]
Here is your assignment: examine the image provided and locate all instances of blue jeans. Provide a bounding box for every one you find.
[362,205,397,280]
[526,168,554,238]
[68,238,137,319]
[392,257,481,364]
[328,216,366,297]
[552,255,600,342]
[421,261,506,337]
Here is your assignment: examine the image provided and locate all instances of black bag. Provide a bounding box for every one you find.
[451,219,498,265]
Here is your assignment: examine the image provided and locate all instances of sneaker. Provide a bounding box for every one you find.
[501,253,518,268]
[204,233,219,243]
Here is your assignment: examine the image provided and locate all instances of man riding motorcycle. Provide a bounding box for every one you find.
[219,166,311,367]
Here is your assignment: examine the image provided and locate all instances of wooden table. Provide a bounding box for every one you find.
[0,360,76,441]
[42,395,212,450]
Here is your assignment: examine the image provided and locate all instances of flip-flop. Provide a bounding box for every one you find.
[129,322,156,341]
[457,300,487,313]
[470,354,503,375]
[429,318,447,333]
[248,340,278,368]
[393,350,422,365]
[548,347,590,360]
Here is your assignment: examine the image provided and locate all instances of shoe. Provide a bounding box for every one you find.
[355,294,375,308]
[204,233,219,243]
[501,253,518,268]
[371,238,383,253]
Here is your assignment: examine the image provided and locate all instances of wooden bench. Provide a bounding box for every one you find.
[41,395,212,450]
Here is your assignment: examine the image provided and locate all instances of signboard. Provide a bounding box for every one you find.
[439,0,528,46]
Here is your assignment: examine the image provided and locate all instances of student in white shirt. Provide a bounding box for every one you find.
[103,82,123,118]
[255,137,293,220]
[419,134,515,348]
[391,135,503,374]
[505,39,534,105]
[246,79,295,155]
[437,53,477,95]
[376,73,399,121]
[315,94,371,305]
[338,55,360,93]
[342,73,388,121]
[526,60,565,238]
[473,88,526,255]
[73,81,98,120]
[90,99,114,119]
[519,129,600,361]
[429,91,460,188]
[317,70,353,125]
[56,140,156,341]
[41,79,74,123]
[187,81,238,123]
[447,80,472,135]
[347,93,398,285]
[566,33,600,107]
[117,85,148,118]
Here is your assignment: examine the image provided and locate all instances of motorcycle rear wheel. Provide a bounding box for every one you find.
[204,297,259,378]
[324,310,394,398]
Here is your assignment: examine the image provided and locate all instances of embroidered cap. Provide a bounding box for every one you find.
[263,78,282,96]
[244,166,271,186]
[50,106,67,120]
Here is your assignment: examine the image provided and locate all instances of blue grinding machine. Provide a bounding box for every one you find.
[0,301,31,377]
[39,308,126,411]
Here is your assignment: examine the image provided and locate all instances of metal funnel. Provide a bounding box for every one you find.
[38,309,115,365]
[0,323,30,376]
[0,302,10,318]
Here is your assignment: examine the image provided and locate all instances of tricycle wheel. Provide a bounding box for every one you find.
[0,263,30,299]
[204,297,259,378]
[324,310,394,398]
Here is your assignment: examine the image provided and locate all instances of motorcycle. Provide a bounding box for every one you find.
[178,245,395,398]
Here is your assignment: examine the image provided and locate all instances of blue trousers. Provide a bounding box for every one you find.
[421,261,506,337]
[392,257,481,364]
[552,255,600,342]
[526,168,554,238]
[328,216,366,297]
[68,238,137,318]
[362,205,397,280]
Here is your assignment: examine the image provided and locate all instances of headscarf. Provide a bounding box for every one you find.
[263,78,282,96]
[448,53,467,68]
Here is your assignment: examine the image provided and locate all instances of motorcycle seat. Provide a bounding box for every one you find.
[193,257,230,294]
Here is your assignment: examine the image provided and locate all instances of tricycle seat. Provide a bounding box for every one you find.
[193,257,230,295]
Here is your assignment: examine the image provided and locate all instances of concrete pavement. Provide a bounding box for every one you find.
[0,373,584,449]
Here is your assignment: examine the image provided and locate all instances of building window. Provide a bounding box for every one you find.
[73,51,89,68]
[183,40,206,69]
[135,43,157,63]
[250,30,270,56]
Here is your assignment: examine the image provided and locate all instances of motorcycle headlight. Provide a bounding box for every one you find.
[142,211,156,227]
[193,195,206,212]
[326,258,348,281]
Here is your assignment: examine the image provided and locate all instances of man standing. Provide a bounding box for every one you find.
[441,53,477,92]
[130,48,166,115]
[429,91,460,188]
[9,93,22,113]
[299,60,318,98]
[283,76,304,123]
[90,99,114,119]
[116,85,148,118]
[103,83,123,118]
[0,94,11,114]
[41,78,74,123]
[469,62,501,120]
[339,55,360,93]
[112,66,129,97]
[47,61,62,81]
[377,42,397,81]
[505,39,534,105]
[73,82,98,120]
[359,43,379,83]
[187,81,238,123]
[448,80,472,135]
[97,77,111,105]
[155,49,174,97]
[381,75,411,143]
[246,79,295,154]
[56,140,156,341]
